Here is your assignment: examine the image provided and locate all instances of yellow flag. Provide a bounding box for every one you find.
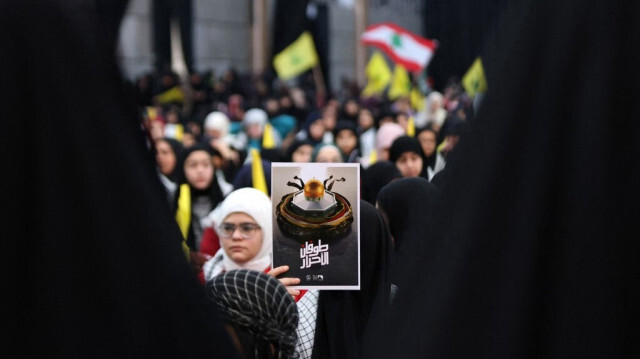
[273,32,319,80]
[407,116,416,137]
[175,184,191,261]
[251,148,269,195]
[175,184,191,239]
[462,57,487,98]
[262,123,276,149]
[410,87,425,111]
[388,65,411,100]
[369,149,377,166]
[156,86,185,105]
[362,52,391,97]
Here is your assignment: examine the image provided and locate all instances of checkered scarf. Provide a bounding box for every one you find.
[208,269,299,358]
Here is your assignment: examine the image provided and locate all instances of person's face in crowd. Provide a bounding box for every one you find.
[279,96,292,111]
[155,140,176,176]
[379,147,391,161]
[396,114,409,131]
[309,120,326,141]
[336,129,357,156]
[322,109,337,131]
[219,212,263,264]
[166,110,180,124]
[292,144,313,163]
[290,87,307,107]
[161,74,175,89]
[149,120,164,141]
[358,109,374,131]
[344,100,359,117]
[418,130,437,157]
[315,146,343,163]
[265,98,280,117]
[444,135,460,153]
[205,127,223,140]
[396,151,423,178]
[182,132,196,148]
[184,150,214,190]
[246,123,263,140]
[187,121,202,137]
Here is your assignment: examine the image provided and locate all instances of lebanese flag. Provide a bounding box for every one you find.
[361,23,437,72]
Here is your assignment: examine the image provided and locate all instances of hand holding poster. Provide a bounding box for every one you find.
[272,163,360,290]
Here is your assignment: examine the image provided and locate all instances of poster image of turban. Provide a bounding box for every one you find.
[271,163,360,290]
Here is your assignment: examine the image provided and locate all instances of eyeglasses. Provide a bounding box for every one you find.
[218,222,261,239]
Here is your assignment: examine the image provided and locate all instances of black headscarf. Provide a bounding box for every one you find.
[376,177,440,301]
[286,139,314,162]
[377,177,439,252]
[388,135,423,164]
[365,0,640,357]
[415,126,439,171]
[361,161,401,205]
[208,270,299,359]
[333,120,361,162]
[312,200,393,359]
[176,144,225,202]
[156,137,184,182]
[0,0,236,357]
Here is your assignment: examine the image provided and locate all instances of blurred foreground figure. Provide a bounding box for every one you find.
[0,1,236,357]
[365,0,640,357]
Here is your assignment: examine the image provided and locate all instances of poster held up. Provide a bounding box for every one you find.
[272,163,360,290]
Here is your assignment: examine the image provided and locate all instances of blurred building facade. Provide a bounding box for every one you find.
[118,0,424,91]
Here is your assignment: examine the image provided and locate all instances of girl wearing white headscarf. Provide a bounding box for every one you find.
[202,187,273,277]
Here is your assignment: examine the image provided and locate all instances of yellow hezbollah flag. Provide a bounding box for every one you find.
[251,148,268,195]
[273,31,319,80]
[262,123,276,149]
[462,57,487,98]
[362,52,391,97]
[410,86,425,111]
[388,64,411,100]
[156,86,185,105]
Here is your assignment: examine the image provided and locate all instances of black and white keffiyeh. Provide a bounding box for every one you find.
[208,269,299,359]
[294,290,319,359]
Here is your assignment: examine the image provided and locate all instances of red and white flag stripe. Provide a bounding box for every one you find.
[361,23,438,72]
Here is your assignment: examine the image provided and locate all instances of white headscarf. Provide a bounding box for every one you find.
[243,108,268,131]
[203,111,230,138]
[211,187,272,272]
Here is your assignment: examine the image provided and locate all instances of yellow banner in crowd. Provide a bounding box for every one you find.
[388,64,411,100]
[362,52,392,97]
[251,149,269,195]
[462,57,487,98]
[273,31,319,80]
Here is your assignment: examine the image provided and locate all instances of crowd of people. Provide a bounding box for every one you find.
[133,65,473,357]
[6,0,637,358]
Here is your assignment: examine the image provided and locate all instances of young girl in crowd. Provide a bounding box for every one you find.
[175,145,225,260]
[416,127,446,180]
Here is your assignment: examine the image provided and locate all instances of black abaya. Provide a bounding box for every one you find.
[365,0,640,357]
[0,1,236,357]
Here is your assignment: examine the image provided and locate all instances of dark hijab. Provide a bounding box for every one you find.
[361,161,401,205]
[312,200,393,359]
[0,0,236,356]
[176,144,225,204]
[415,127,439,171]
[365,0,640,357]
[157,137,184,182]
[376,177,439,252]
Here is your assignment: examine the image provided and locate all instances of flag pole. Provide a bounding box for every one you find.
[312,64,327,108]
